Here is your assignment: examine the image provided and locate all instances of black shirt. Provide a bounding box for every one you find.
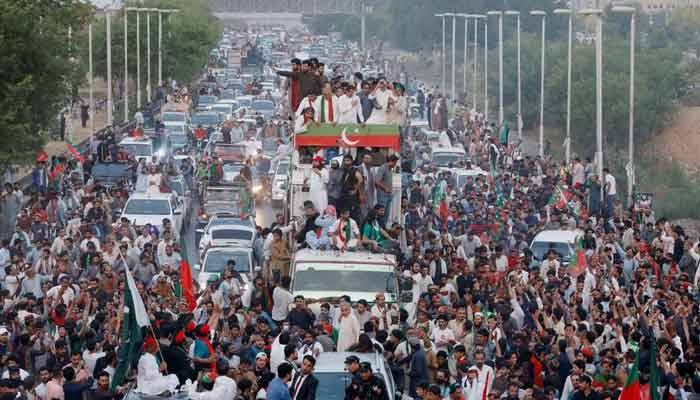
[287,309,315,330]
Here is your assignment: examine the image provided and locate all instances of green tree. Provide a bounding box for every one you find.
[90,0,221,87]
[0,0,91,166]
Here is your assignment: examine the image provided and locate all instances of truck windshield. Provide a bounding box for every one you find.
[293,266,396,294]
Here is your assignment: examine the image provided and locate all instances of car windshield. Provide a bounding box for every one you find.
[432,152,463,167]
[315,372,354,400]
[211,228,254,241]
[120,143,152,157]
[293,266,396,294]
[236,98,252,108]
[276,162,289,175]
[93,163,130,177]
[531,242,574,262]
[253,101,274,110]
[206,189,241,202]
[198,95,217,105]
[124,199,170,215]
[169,135,187,145]
[203,252,250,273]
[192,113,220,126]
[211,105,231,113]
[162,113,186,123]
[169,180,185,196]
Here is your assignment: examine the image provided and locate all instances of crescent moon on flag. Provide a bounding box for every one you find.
[340,128,360,146]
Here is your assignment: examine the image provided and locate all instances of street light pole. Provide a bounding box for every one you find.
[488,11,504,125]
[505,11,522,139]
[136,10,141,109]
[462,15,469,95]
[89,23,94,135]
[106,12,113,126]
[531,11,546,157]
[123,9,128,122]
[157,9,180,89]
[554,9,573,165]
[147,10,151,103]
[612,6,637,207]
[447,13,457,111]
[473,16,485,110]
[580,8,604,202]
[435,14,446,96]
[484,18,488,121]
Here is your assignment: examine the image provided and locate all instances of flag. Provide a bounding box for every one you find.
[66,143,85,164]
[499,123,510,145]
[112,267,149,390]
[547,185,569,210]
[179,260,196,312]
[619,352,641,400]
[36,150,49,163]
[650,336,662,400]
[569,239,587,278]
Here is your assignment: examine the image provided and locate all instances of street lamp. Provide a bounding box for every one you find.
[505,10,521,139]
[531,10,546,158]
[435,14,447,96]
[488,11,504,126]
[158,9,180,88]
[444,13,457,112]
[612,5,636,207]
[472,15,486,111]
[554,8,573,165]
[457,14,471,97]
[580,8,604,202]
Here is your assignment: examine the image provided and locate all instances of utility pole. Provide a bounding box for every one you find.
[123,9,128,122]
[361,0,366,57]
[106,12,113,126]
[89,23,94,135]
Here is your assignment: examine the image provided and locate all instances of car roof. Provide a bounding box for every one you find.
[126,192,174,200]
[532,230,581,244]
[293,249,395,267]
[209,223,255,232]
[314,352,383,373]
[119,137,153,145]
[204,247,253,256]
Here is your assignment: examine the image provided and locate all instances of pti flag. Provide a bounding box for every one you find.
[112,266,150,390]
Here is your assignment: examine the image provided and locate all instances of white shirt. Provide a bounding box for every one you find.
[271,287,294,322]
[337,94,362,124]
[605,173,617,195]
[430,326,456,352]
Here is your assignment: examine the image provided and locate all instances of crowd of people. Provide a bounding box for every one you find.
[0,32,698,400]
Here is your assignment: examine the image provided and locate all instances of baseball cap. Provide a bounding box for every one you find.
[255,352,268,360]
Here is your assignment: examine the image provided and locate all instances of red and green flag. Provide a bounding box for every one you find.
[619,352,641,400]
[569,239,587,278]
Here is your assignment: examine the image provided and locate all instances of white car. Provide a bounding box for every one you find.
[118,137,156,163]
[530,230,584,266]
[194,247,256,303]
[165,175,192,221]
[120,192,184,233]
[198,222,256,257]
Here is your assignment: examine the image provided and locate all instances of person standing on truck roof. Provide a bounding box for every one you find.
[274,60,321,105]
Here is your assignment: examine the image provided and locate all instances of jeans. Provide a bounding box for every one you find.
[377,192,392,227]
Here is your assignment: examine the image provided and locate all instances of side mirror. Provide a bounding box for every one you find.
[193,264,201,271]
[173,209,182,215]
[254,265,262,272]
[195,228,204,234]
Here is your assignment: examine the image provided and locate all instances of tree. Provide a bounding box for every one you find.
[89,0,221,88]
[0,0,91,166]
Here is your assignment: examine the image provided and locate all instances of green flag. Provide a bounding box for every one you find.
[649,336,661,400]
[499,123,510,145]
[111,272,145,390]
